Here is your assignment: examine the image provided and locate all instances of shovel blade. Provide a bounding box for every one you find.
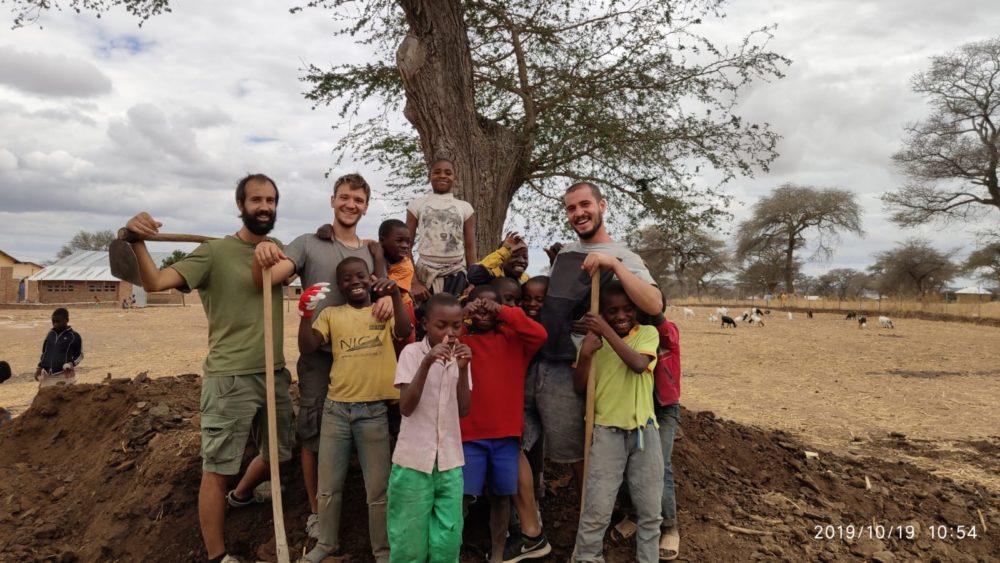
[109,239,142,286]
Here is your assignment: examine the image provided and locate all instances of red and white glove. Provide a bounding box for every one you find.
[298,282,331,318]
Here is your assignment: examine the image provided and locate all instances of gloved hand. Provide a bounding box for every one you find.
[298,283,331,318]
[62,362,74,372]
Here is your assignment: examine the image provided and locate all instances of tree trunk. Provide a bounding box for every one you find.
[784,232,796,294]
[396,0,531,260]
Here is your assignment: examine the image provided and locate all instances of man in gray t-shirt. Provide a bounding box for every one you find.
[253,173,387,538]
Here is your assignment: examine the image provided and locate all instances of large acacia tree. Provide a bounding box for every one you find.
[735,184,863,294]
[8,0,788,256]
[868,239,958,298]
[630,225,730,297]
[883,37,1000,229]
[963,242,1000,287]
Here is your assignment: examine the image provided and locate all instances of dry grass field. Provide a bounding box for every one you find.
[2,303,998,490]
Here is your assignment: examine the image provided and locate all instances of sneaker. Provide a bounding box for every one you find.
[305,513,319,539]
[226,489,267,508]
[502,532,551,562]
[220,555,241,563]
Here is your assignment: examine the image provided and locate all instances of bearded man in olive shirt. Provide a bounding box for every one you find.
[125,174,292,563]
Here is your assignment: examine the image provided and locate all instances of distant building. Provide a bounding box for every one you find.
[953,286,995,304]
[25,250,185,307]
[0,250,44,304]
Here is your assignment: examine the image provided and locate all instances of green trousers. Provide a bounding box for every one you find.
[387,463,464,563]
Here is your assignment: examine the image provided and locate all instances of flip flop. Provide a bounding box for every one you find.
[612,516,637,541]
[659,527,679,561]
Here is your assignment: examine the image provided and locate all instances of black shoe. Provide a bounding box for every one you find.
[502,533,552,562]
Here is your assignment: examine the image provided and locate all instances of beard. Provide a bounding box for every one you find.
[241,209,276,236]
[573,212,603,240]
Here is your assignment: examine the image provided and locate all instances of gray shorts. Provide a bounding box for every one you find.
[296,350,332,452]
[199,368,295,475]
[535,359,585,463]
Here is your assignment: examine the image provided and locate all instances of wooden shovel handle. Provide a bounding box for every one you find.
[581,269,600,514]
[116,228,216,244]
[262,267,290,563]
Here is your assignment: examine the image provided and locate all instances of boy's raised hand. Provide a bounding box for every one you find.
[367,240,385,260]
[478,298,501,317]
[580,331,603,356]
[453,342,472,369]
[502,231,526,251]
[544,242,563,265]
[426,339,454,365]
[581,312,614,338]
[298,282,330,318]
[372,277,399,297]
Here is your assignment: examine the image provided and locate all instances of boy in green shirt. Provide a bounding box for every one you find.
[571,281,664,563]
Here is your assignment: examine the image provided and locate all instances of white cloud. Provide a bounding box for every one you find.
[0,44,112,97]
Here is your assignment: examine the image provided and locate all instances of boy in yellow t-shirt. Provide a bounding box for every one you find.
[298,256,412,563]
[572,280,663,563]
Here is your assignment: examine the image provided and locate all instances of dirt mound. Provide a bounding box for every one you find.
[1,377,997,562]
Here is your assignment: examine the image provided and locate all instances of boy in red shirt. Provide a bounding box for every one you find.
[459,284,547,563]
[651,312,681,560]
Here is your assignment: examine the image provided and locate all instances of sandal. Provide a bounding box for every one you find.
[612,516,637,541]
[659,527,679,561]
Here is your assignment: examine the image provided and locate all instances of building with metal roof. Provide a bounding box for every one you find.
[24,250,183,307]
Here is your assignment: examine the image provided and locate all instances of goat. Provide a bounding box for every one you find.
[716,307,728,316]
[741,312,751,322]
[683,307,695,318]
[787,311,794,320]
[721,315,737,328]
[708,315,718,323]
[858,315,867,329]
[750,314,764,327]
[806,310,814,319]
[846,312,857,320]
[755,308,764,316]
[878,316,894,329]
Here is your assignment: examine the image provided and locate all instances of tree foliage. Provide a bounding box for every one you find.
[4,0,170,27]
[296,0,787,250]
[963,242,1000,287]
[735,245,795,296]
[56,230,115,259]
[629,225,730,297]
[883,37,1000,228]
[160,249,187,269]
[868,239,958,298]
[735,184,863,293]
[815,268,871,300]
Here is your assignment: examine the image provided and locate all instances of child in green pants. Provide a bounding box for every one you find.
[388,293,473,562]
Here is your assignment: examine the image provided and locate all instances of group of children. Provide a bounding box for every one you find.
[283,158,682,563]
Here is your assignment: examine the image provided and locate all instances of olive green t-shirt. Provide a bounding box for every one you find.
[170,236,285,377]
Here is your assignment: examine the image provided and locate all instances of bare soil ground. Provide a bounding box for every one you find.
[1,305,998,562]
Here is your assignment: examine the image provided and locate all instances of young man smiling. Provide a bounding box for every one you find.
[253,173,391,539]
[534,182,661,488]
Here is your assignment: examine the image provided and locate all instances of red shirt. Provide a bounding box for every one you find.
[459,306,547,441]
[653,318,681,406]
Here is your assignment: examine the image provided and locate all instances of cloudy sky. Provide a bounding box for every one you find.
[1,0,998,285]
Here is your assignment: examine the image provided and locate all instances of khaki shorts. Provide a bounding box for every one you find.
[199,368,295,475]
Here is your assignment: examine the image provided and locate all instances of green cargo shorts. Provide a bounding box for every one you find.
[199,368,295,475]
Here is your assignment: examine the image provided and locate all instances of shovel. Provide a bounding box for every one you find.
[109,228,215,285]
[262,266,290,563]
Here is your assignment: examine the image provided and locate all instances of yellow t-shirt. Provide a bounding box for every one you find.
[312,305,400,402]
[593,325,659,430]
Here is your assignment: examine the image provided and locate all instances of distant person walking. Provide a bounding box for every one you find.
[34,308,83,387]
